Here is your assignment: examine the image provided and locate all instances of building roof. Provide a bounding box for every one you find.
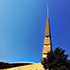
[0,62,33,69]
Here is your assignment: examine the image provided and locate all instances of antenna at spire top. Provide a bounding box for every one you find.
[47,4,49,18]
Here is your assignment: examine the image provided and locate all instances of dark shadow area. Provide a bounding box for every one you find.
[0,62,33,69]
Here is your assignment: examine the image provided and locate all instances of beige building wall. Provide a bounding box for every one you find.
[2,63,45,70]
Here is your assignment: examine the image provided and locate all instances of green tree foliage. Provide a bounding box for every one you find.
[41,47,68,70]
[66,60,70,68]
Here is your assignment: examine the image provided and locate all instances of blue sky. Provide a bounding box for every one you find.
[0,0,70,63]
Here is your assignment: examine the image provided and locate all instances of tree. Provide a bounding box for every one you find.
[66,60,70,68]
[41,47,68,70]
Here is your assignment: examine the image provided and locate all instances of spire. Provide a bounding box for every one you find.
[47,4,49,18]
[44,18,50,37]
[42,4,52,58]
[44,4,50,37]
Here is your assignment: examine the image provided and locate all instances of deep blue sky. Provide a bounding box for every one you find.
[0,0,70,63]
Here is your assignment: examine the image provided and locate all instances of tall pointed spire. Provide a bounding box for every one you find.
[45,4,50,37]
[42,4,52,58]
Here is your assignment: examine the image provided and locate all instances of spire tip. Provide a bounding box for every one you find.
[47,4,49,18]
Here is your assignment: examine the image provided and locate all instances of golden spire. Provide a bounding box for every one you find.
[45,4,50,37]
[44,18,50,37]
[42,4,52,58]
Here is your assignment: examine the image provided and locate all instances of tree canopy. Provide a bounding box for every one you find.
[41,47,68,70]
